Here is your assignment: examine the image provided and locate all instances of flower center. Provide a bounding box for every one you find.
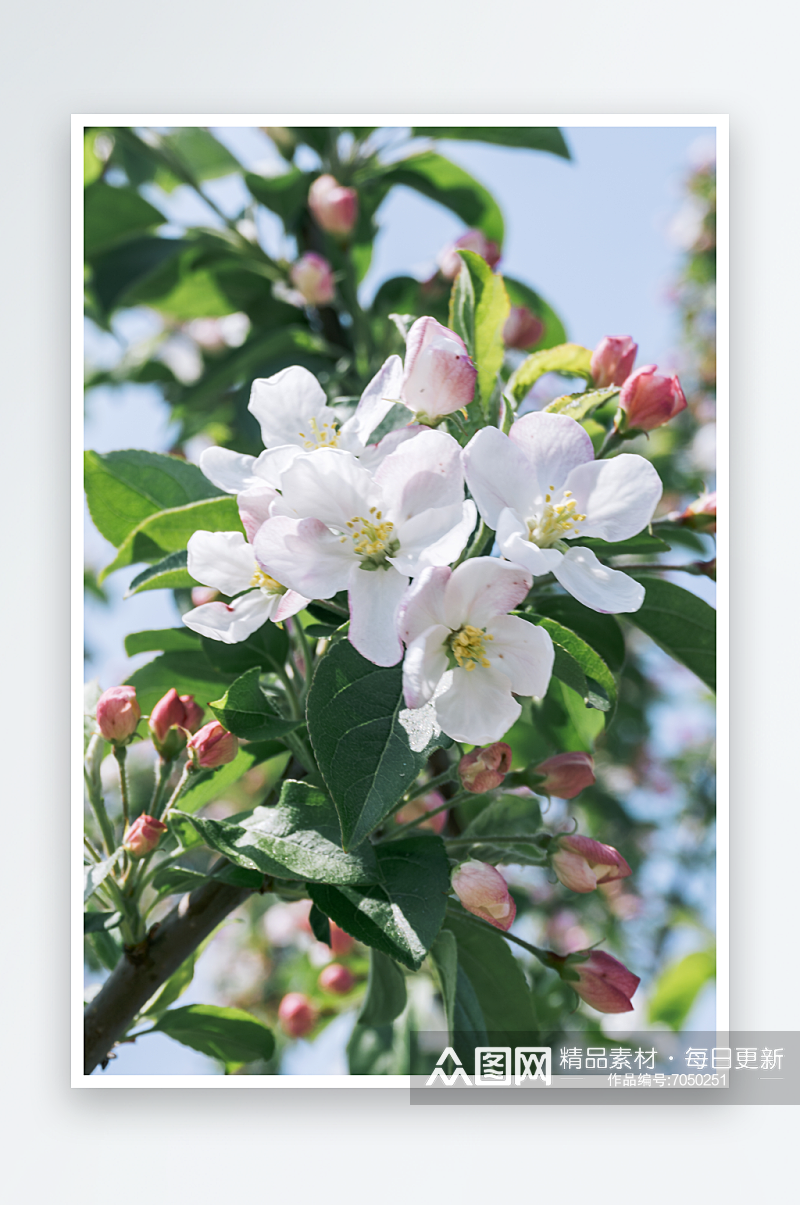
[296,415,340,450]
[527,488,587,547]
[344,508,400,570]
[250,568,286,596]
[449,624,493,672]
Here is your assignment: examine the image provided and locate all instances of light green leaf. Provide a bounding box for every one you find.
[176,740,287,814]
[209,666,302,741]
[83,849,122,903]
[507,343,593,404]
[533,595,626,675]
[142,947,201,1018]
[84,181,165,257]
[357,950,407,1027]
[380,152,504,245]
[152,1004,275,1065]
[101,495,242,581]
[84,130,105,187]
[544,387,618,421]
[125,650,232,716]
[159,128,241,187]
[627,576,716,691]
[648,950,716,1030]
[535,617,617,711]
[83,910,122,934]
[411,127,571,160]
[456,251,509,414]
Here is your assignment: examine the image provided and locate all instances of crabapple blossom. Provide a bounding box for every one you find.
[124,814,168,858]
[437,229,501,280]
[451,860,516,930]
[554,949,640,1013]
[399,317,477,423]
[253,431,476,666]
[398,558,554,744]
[182,530,308,643]
[463,412,662,614]
[458,743,513,793]
[618,365,687,431]
[308,174,358,235]
[187,721,239,769]
[591,335,637,387]
[289,252,335,305]
[550,834,632,893]
[534,751,595,798]
[149,688,203,745]
[503,306,544,350]
[96,686,140,744]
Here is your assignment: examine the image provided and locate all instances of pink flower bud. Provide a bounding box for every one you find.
[503,306,544,350]
[677,490,716,534]
[458,743,513,794]
[289,252,336,306]
[180,695,205,734]
[437,229,501,280]
[618,365,688,432]
[96,685,141,744]
[150,688,205,746]
[534,752,595,799]
[308,174,358,235]
[401,316,477,420]
[278,992,316,1037]
[318,963,356,994]
[187,721,239,769]
[591,335,638,388]
[558,949,640,1014]
[451,860,516,931]
[124,813,168,858]
[551,834,632,894]
[395,790,447,833]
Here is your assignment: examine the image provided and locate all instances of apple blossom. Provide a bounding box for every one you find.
[399,317,477,423]
[503,306,544,350]
[398,558,554,745]
[618,364,687,431]
[590,335,637,387]
[318,964,355,994]
[395,789,448,832]
[278,992,317,1037]
[253,431,476,667]
[554,949,640,1013]
[187,721,239,769]
[124,814,168,858]
[534,751,595,798]
[96,686,141,744]
[451,860,516,931]
[437,229,501,280]
[463,412,663,613]
[289,252,335,306]
[458,743,513,793]
[308,174,358,235]
[550,834,632,893]
[149,688,204,745]
[182,530,309,643]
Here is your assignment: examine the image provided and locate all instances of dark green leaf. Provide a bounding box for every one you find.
[124,627,202,656]
[84,181,165,257]
[380,152,504,244]
[429,929,458,1036]
[507,343,593,404]
[127,551,196,596]
[575,529,672,558]
[627,576,716,691]
[308,835,451,971]
[458,793,545,866]
[412,127,571,160]
[125,650,232,716]
[83,910,122,934]
[142,949,200,1017]
[209,667,302,741]
[535,617,617,710]
[176,739,287,814]
[444,911,536,1036]
[200,621,288,676]
[245,168,312,227]
[533,595,626,674]
[309,903,332,946]
[347,1020,409,1075]
[160,128,241,186]
[88,235,188,316]
[152,1004,275,1064]
[357,950,407,1026]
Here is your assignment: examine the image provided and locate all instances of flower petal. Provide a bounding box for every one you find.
[463,426,538,529]
[509,412,594,492]
[356,424,426,474]
[187,530,256,594]
[347,563,409,667]
[253,515,354,599]
[553,547,645,613]
[199,447,258,494]
[392,500,476,576]
[397,566,451,645]
[434,666,521,745]
[496,508,563,575]
[183,591,273,643]
[248,365,330,447]
[486,615,554,698]
[273,448,374,527]
[237,485,278,543]
[339,354,403,449]
[443,557,532,630]
[251,445,304,489]
[374,427,465,520]
[565,453,663,542]
[402,624,451,708]
[274,590,311,623]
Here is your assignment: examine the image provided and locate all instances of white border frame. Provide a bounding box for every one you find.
[73,113,728,1088]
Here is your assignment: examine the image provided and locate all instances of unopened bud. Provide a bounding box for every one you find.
[401,316,477,421]
[278,992,316,1037]
[591,335,637,387]
[503,306,544,350]
[96,685,141,744]
[289,252,335,306]
[318,963,355,994]
[551,834,632,893]
[534,752,595,799]
[451,860,516,931]
[124,813,168,858]
[308,174,358,235]
[553,949,640,1014]
[676,490,716,534]
[187,721,238,769]
[150,688,205,755]
[458,743,513,793]
[618,365,687,432]
[437,229,501,280]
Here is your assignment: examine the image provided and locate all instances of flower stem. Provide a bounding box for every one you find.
[403,768,458,803]
[597,428,627,458]
[161,762,195,821]
[150,756,176,821]
[113,745,131,831]
[84,734,117,855]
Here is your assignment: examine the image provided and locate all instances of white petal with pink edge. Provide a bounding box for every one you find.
[463,425,538,529]
[563,453,663,542]
[183,591,275,643]
[187,530,257,595]
[253,515,354,600]
[442,557,531,630]
[553,547,645,613]
[486,615,554,698]
[434,666,522,746]
[508,411,594,491]
[402,624,451,708]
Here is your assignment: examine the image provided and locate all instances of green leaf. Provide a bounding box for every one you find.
[125,650,232,716]
[245,168,312,227]
[429,929,458,1036]
[308,835,451,971]
[124,626,201,656]
[648,950,716,1030]
[173,779,381,885]
[176,740,287,814]
[412,127,571,160]
[380,152,504,245]
[444,911,536,1036]
[507,343,593,404]
[309,903,332,946]
[575,529,671,558]
[150,865,210,895]
[533,595,626,675]
[347,1020,409,1075]
[448,254,475,352]
[200,622,288,677]
[101,495,242,581]
[357,950,407,1027]
[209,667,302,741]
[544,387,618,421]
[627,576,716,691]
[84,130,105,187]
[84,181,165,257]
[88,235,188,317]
[535,617,617,711]
[83,910,122,934]
[160,128,241,186]
[458,794,545,866]
[152,1004,275,1065]
[83,849,122,903]
[84,449,222,550]
[142,948,201,1018]
[307,640,444,849]
[503,276,567,350]
[456,251,509,413]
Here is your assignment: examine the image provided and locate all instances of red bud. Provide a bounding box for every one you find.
[96,686,141,744]
[459,743,513,793]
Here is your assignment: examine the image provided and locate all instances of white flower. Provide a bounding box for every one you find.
[398,558,554,746]
[463,412,663,613]
[253,430,477,667]
[182,530,308,643]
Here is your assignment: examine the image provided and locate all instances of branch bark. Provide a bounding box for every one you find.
[83,878,253,1075]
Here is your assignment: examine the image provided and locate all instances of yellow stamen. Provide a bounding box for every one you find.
[450,624,493,671]
[250,568,285,595]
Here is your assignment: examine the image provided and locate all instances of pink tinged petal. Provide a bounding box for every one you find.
[276,448,374,527]
[553,547,645,613]
[374,428,466,520]
[486,615,554,698]
[413,500,477,573]
[199,447,258,493]
[463,426,539,529]
[186,530,257,594]
[402,624,451,708]
[253,516,354,599]
[496,509,563,576]
[551,850,599,893]
[356,424,424,473]
[435,665,521,746]
[251,445,304,489]
[340,354,404,449]
[248,365,329,447]
[443,557,532,630]
[347,563,409,667]
[401,317,476,418]
[392,500,476,576]
[509,412,594,492]
[238,485,279,543]
[182,591,274,643]
[273,589,311,623]
[560,835,632,881]
[397,566,451,645]
[565,453,663,542]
